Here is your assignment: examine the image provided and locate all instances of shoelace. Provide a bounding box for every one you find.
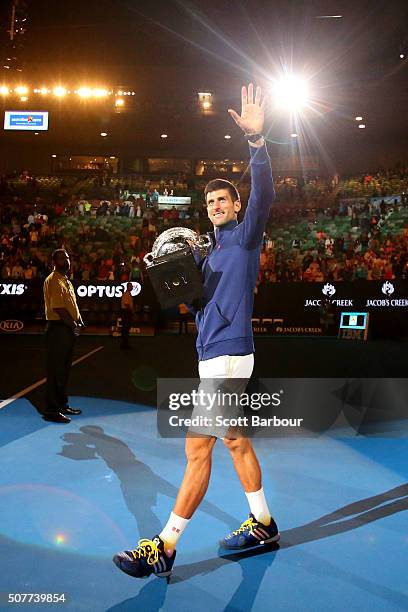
[131,537,161,566]
[232,517,257,536]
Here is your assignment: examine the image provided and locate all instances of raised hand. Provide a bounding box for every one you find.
[228,83,265,135]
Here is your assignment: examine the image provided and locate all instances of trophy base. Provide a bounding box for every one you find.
[146,248,204,309]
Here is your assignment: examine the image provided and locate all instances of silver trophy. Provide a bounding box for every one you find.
[143,228,212,308]
[143,227,212,267]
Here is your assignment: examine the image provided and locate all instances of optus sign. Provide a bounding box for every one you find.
[0,319,24,332]
[76,282,141,298]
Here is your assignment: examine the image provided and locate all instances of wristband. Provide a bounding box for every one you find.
[245,133,263,142]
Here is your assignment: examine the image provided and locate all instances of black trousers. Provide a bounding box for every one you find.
[120,309,132,347]
[45,321,76,414]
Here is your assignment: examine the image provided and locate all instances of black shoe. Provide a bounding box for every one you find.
[42,412,71,424]
[63,407,82,415]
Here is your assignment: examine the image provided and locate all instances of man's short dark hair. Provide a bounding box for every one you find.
[52,249,68,262]
[204,179,240,203]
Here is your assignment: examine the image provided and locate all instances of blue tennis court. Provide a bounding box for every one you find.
[1,388,406,611]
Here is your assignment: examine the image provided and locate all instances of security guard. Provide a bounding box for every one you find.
[43,249,83,423]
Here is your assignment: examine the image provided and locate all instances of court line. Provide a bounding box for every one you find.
[0,345,104,410]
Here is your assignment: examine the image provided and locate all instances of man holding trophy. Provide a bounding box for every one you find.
[114,83,278,580]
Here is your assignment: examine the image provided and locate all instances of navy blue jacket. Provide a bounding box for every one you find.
[195,143,275,360]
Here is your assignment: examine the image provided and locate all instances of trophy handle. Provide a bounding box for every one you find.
[143,252,154,267]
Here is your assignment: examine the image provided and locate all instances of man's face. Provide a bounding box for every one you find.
[55,251,70,274]
[206,189,241,227]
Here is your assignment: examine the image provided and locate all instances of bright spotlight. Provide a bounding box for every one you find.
[161,134,168,139]
[0,86,9,95]
[355,116,363,121]
[115,98,124,107]
[358,124,366,129]
[93,88,108,97]
[52,154,57,158]
[224,134,231,139]
[100,132,108,137]
[274,75,309,111]
[20,96,28,102]
[291,133,298,138]
[78,87,92,98]
[53,86,67,97]
[15,85,28,95]
[400,54,405,59]
[40,87,48,95]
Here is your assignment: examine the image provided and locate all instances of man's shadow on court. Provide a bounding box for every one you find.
[59,425,239,537]
[106,481,408,612]
[58,428,408,612]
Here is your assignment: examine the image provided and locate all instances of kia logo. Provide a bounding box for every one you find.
[0,319,24,332]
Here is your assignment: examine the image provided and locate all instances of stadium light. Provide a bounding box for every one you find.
[0,86,9,95]
[93,88,108,98]
[78,87,92,98]
[273,75,309,111]
[20,96,28,102]
[198,92,213,113]
[53,86,67,97]
[115,98,124,107]
[40,87,48,95]
[15,85,28,95]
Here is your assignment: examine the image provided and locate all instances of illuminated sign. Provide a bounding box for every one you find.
[339,312,369,341]
[0,283,26,295]
[76,282,141,298]
[4,111,49,131]
[339,312,368,330]
[0,320,24,332]
[252,317,322,335]
[158,196,191,205]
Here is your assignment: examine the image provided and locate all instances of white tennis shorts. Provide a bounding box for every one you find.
[189,353,254,438]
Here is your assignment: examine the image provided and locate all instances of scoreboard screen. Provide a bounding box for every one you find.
[340,312,368,330]
[4,111,49,131]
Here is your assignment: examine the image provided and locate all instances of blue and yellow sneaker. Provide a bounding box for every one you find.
[113,536,176,582]
[220,513,280,550]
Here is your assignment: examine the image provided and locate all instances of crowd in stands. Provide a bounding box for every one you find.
[1,165,408,287]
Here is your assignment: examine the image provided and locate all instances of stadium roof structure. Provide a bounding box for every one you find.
[0,0,407,173]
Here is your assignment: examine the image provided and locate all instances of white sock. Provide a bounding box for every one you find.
[245,487,271,525]
[159,512,190,553]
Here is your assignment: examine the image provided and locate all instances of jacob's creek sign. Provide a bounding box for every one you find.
[303,281,408,309]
